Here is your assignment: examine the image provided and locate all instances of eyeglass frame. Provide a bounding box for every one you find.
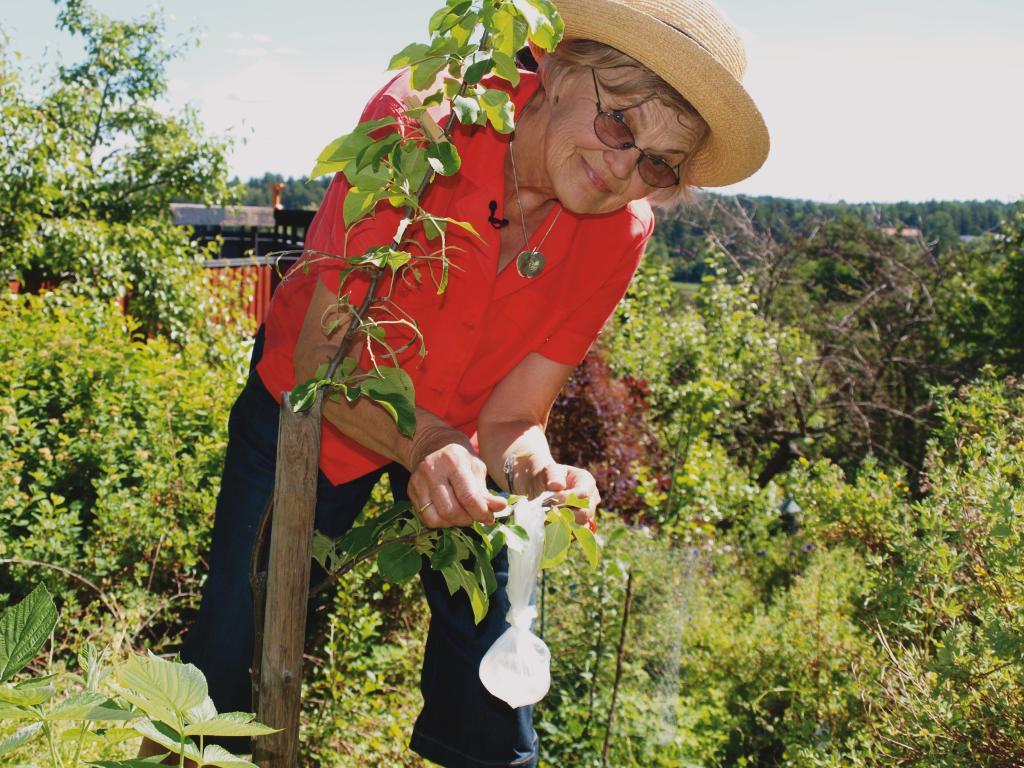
[590,68,684,189]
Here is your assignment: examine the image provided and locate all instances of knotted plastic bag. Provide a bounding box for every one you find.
[478,493,552,708]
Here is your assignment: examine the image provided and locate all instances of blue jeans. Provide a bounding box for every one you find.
[179,328,539,767]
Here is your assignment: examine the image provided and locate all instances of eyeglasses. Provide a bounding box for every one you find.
[591,68,683,189]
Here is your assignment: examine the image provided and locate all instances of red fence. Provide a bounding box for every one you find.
[204,256,290,326]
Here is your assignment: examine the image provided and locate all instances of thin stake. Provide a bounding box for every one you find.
[602,569,634,766]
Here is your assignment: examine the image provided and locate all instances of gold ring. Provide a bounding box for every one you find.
[418,500,434,514]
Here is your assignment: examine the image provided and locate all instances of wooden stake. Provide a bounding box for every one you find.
[253,391,323,767]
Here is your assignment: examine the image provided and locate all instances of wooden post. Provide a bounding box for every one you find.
[253,391,323,767]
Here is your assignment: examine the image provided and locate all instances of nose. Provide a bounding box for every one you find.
[603,147,636,181]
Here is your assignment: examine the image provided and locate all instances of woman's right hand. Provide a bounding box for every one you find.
[405,426,508,528]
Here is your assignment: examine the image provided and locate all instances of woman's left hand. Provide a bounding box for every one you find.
[532,463,600,527]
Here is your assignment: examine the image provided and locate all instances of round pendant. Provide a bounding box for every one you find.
[516,249,545,279]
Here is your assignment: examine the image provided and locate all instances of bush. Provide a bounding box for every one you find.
[0,290,249,650]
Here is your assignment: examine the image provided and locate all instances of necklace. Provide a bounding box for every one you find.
[508,139,562,279]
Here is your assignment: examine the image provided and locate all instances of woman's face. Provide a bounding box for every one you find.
[541,67,700,215]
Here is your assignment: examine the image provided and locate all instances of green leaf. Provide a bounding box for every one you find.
[466,580,488,624]
[480,89,516,133]
[464,57,495,85]
[0,683,54,707]
[309,130,376,179]
[359,366,417,437]
[429,0,473,33]
[185,695,217,724]
[430,532,458,570]
[571,524,600,569]
[439,562,488,622]
[377,542,422,583]
[394,143,430,191]
[354,246,412,272]
[0,722,43,756]
[541,519,571,569]
[116,654,208,724]
[473,553,498,596]
[439,562,462,596]
[452,94,482,125]
[184,712,277,738]
[563,493,589,509]
[289,378,325,414]
[491,51,520,86]
[0,702,32,719]
[344,157,392,191]
[0,584,58,683]
[426,141,461,176]
[388,42,431,70]
[44,691,133,721]
[342,188,378,227]
[201,743,259,768]
[88,759,170,768]
[410,56,448,91]
[511,0,564,50]
[132,719,197,760]
[312,530,335,571]
[354,133,401,170]
[337,523,377,560]
[422,215,447,242]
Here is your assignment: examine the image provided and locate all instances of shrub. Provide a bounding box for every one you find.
[547,352,664,517]
[0,290,249,650]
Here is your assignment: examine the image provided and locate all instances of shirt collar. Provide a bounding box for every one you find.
[453,71,542,191]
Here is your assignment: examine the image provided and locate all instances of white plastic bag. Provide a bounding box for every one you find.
[478,493,552,708]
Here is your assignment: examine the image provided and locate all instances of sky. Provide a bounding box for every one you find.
[2,0,1022,204]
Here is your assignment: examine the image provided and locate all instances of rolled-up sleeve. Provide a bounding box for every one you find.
[536,208,654,366]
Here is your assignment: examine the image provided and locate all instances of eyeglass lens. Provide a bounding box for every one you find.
[594,113,679,188]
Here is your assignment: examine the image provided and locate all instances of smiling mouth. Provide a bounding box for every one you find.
[581,156,612,194]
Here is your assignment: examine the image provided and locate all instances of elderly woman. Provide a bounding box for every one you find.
[157,1,768,766]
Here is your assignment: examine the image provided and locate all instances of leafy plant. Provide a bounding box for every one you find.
[293,0,599,625]
[0,584,276,768]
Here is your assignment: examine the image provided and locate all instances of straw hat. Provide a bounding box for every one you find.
[554,0,769,187]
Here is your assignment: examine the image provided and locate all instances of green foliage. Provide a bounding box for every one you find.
[935,203,1024,373]
[300,546,430,767]
[650,195,1014,281]
[0,584,273,767]
[0,1,240,346]
[298,0,564,439]
[0,292,246,644]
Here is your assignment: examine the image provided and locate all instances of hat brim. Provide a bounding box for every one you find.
[554,0,769,187]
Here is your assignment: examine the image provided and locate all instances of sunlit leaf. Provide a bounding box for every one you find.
[45,691,133,721]
[184,711,277,738]
[571,524,600,569]
[0,584,58,683]
[541,519,571,569]
[0,722,43,756]
[116,655,207,723]
[0,683,53,707]
[480,89,515,133]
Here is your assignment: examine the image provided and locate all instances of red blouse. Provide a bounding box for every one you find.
[256,70,654,485]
